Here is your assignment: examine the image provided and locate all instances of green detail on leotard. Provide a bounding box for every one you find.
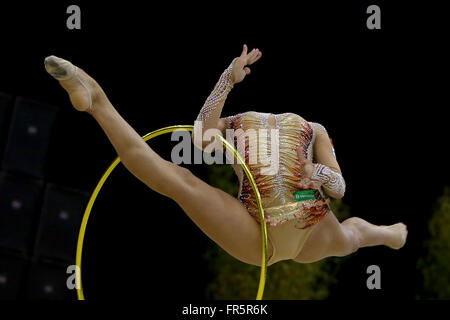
[294,190,316,201]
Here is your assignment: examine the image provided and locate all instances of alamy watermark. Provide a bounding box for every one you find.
[366,265,381,289]
[170,121,280,175]
[66,5,81,30]
[66,265,81,290]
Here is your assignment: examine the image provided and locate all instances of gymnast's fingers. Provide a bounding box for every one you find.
[240,44,248,57]
[248,49,262,65]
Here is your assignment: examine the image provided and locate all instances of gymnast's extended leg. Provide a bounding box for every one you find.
[294,211,408,263]
[44,56,271,266]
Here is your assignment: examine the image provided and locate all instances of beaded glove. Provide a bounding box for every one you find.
[311,163,346,198]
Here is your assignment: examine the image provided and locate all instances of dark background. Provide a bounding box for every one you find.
[0,0,448,301]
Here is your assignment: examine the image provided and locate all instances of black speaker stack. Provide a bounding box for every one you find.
[0,93,89,300]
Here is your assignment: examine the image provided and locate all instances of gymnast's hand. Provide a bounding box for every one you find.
[231,44,262,84]
[296,146,322,190]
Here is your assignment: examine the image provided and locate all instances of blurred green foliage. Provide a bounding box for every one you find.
[417,186,450,299]
[202,164,351,300]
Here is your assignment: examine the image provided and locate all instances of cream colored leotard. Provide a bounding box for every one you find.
[195,59,333,266]
[224,112,331,265]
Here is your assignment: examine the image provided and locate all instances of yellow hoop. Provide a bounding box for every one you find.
[75,125,268,300]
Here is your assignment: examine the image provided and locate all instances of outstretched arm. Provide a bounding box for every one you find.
[193,44,262,149]
[297,125,346,199]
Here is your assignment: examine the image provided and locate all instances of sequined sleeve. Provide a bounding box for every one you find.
[196,58,236,126]
[309,122,345,198]
[311,163,346,198]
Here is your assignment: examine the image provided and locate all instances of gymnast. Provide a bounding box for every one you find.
[44,44,407,267]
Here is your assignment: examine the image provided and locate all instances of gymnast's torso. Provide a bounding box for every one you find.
[224,111,331,230]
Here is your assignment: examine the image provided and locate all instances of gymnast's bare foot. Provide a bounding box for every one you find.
[44,55,104,113]
[382,223,408,249]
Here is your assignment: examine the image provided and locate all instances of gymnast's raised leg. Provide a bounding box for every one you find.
[294,212,408,263]
[44,55,271,266]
